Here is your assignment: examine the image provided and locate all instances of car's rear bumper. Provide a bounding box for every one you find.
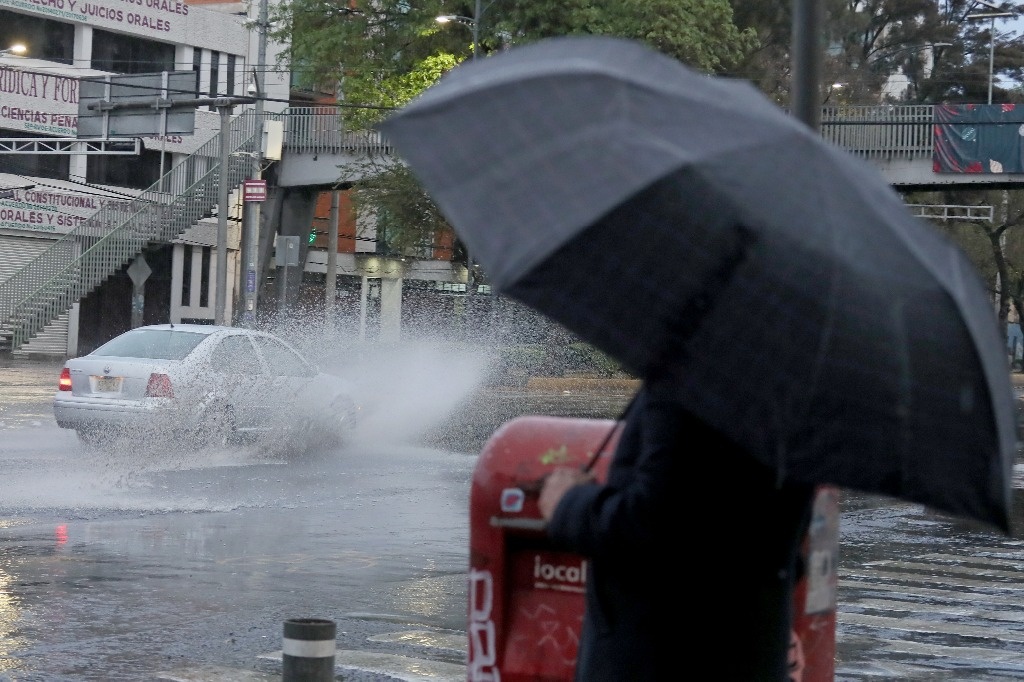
[52,393,173,430]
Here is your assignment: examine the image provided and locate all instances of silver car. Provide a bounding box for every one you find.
[53,324,360,449]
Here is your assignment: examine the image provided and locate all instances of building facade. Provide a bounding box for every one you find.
[0,0,290,354]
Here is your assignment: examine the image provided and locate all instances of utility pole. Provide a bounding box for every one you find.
[326,190,339,324]
[215,101,232,325]
[241,0,269,325]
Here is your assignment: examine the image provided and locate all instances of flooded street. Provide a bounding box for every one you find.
[0,411,475,681]
[1,356,1024,680]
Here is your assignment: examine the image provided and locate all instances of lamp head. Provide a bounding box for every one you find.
[2,43,27,56]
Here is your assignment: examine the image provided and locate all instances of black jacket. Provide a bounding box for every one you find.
[546,377,814,681]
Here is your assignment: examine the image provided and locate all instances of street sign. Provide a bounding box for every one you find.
[77,71,198,138]
[243,179,267,202]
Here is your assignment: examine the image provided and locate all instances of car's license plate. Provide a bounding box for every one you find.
[92,375,122,392]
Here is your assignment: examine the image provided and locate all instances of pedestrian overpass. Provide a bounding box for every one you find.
[280,103,1024,189]
[0,103,1015,355]
[819,104,1024,189]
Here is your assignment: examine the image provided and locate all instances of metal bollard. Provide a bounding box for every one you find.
[282,617,336,681]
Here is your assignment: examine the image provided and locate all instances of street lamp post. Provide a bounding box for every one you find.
[966,0,1016,104]
[436,0,483,60]
[436,1,487,311]
[241,0,269,326]
[471,0,480,60]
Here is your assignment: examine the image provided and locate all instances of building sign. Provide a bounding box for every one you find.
[0,0,190,39]
[243,179,266,202]
[0,67,80,135]
[0,182,137,235]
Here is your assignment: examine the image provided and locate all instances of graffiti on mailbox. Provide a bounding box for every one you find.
[468,568,499,682]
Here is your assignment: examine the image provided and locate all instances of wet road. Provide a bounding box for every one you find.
[2,358,1024,680]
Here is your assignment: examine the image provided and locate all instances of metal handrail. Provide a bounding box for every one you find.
[282,106,393,156]
[820,104,933,161]
[0,110,267,351]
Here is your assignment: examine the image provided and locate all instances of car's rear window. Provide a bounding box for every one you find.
[90,329,207,360]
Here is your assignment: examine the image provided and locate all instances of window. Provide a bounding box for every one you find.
[0,10,73,64]
[87,148,162,190]
[251,336,313,377]
[208,50,220,110]
[92,329,206,360]
[193,48,202,96]
[209,50,220,96]
[91,29,174,74]
[209,335,259,374]
[226,54,236,96]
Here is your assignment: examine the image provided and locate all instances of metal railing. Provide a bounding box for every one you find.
[0,111,265,351]
[282,106,393,156]
[278,104,935,162]
[820,104,933,161]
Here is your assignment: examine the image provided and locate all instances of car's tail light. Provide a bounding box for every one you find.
[145,373,174,398]
[58,367,72,392]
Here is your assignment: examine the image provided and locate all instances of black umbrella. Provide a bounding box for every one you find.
[378,35,1016,531]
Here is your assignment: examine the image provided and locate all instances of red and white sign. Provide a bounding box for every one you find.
[243,179,267,202]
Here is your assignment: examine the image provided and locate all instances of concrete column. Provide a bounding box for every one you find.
[127,255,151,329]
[66,303,80,357]
[69,24,92,182]
[325,190,339,320]
[170,244,183,323]
[380,277,402,343]
[359,275,368,341]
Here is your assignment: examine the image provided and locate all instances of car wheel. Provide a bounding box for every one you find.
[76,428,104,447]
[192,402,237,448]
[329,396,360,442]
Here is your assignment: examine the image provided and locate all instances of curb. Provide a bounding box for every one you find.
[524,377,641,393]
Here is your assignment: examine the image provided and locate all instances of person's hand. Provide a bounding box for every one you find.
[538,467,594,521]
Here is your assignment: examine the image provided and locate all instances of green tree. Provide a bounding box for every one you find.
[728,0,1024,106]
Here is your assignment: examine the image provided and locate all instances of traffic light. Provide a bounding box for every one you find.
[309,227,317,245]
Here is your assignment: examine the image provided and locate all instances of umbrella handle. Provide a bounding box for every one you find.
[581,392,637,473]
[581,420,623,473]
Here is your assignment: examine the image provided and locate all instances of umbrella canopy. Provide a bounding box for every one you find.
[378,35,1016,531]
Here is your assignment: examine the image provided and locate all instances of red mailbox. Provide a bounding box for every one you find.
[467,415,838,682]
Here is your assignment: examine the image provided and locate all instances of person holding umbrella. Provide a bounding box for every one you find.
[380,35,1016,681]
[537,369,815,681]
